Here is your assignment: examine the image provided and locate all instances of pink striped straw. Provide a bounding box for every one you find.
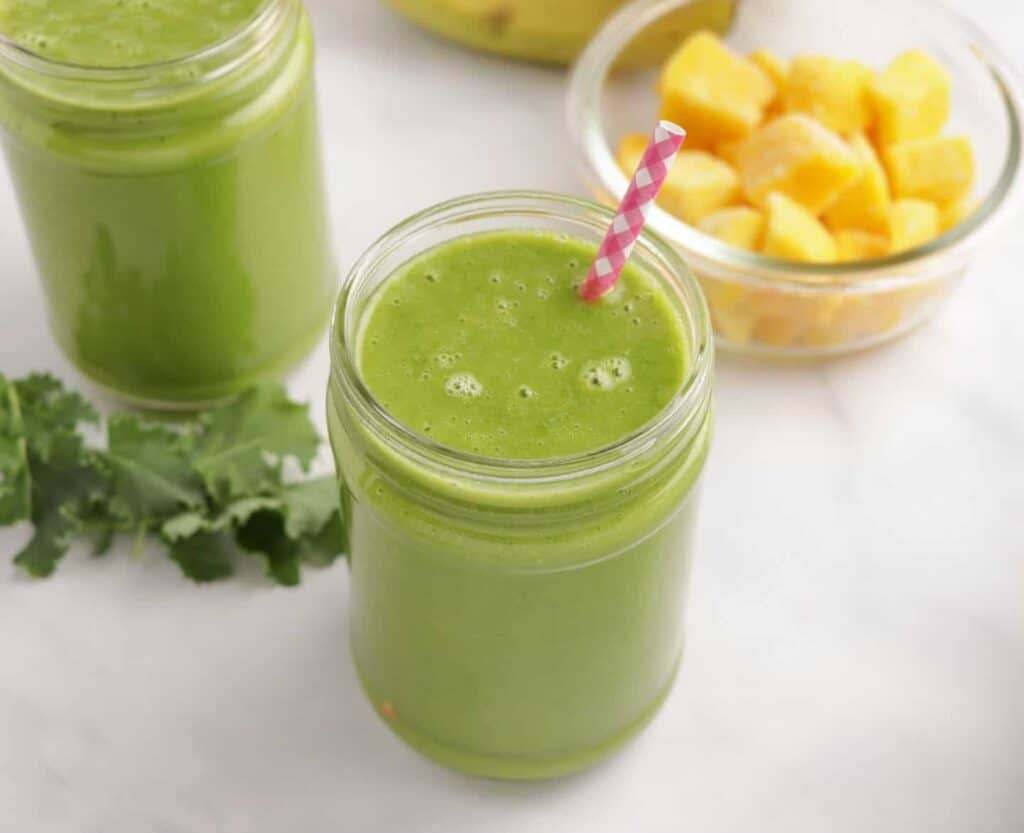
[579,120,687,302]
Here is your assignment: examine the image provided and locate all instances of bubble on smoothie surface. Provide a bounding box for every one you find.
[581,357,632,391]
[445,372,483,399]
[489,273,503,284]
[582,364,613,390]
[549,352,571,371]
[518,386,536,399]
[434,352,456,368]
[606,357,631,380]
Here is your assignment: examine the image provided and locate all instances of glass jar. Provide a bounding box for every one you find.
[384,0,738,67]
[328,191,714,779]
[0,0,335,407]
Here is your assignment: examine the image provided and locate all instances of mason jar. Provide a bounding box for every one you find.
[0,0,335,407]
[328,191,714,779]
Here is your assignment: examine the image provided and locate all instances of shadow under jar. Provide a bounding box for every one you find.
[328,192,714,780]
[0,0,335,407]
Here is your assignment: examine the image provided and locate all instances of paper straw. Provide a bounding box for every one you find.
[579,120,686,302]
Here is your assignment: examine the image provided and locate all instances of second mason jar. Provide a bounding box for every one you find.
[329,192,714,779]
[0,0,335,406]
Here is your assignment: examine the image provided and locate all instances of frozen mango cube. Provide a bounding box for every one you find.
[753,315,805,348]
[824,133,891,236]
[870,50,951,146]
[940,197,976,232]
[714,137,747,166]
[738,114,862,215]
[884,135,974,203]
[658,151,741,224]
[784,55,874,134]
[710,303,757,346]
[890,198,940,252]
[762,192,838,262]
[616,136,740,224]
[698,205,765,250]
[659,31,776,147]
[835,229,890,261]
[750,49,788,99]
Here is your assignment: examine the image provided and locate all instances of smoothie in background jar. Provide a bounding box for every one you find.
[384,0,738,67]
[329,193,713,779]
[0,0,335,406]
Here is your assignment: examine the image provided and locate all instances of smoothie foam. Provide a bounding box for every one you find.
[359,231,688,459]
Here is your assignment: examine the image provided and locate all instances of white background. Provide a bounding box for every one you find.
[2,1,1023,831]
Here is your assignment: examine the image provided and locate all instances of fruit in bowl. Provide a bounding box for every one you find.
[613,31,982,353]
[569,0,1022,358]
[618,32,976,262]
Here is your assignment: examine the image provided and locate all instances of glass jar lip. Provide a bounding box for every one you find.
[329,189,714,486]
[567,0,1024,290]
[0,0,280,81]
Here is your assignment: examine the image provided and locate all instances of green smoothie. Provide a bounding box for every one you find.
[0,0,334,405]
[329,223,713,779]
[0,0,265,67]
[358,232,687,458]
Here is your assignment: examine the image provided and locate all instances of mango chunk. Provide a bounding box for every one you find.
[884,135,974,203]
[824,133,891,236]
[658,151,741,224]
[785,55,874,134]
[762,192,838,262]
[835,230,890,261]
[711,304,757,346]
[698,205,765,250]
[750,49,788,95]
[714,137,747,166]
[618,135,741,224]
[659,31,776,147]
[890,198,940,252]
[870,50,951,146]
[940,197,977,232]
[738,114,862,214]
[753,315,804,348]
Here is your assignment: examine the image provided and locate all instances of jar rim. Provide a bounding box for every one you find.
[567,0,1024,289]
[329,190,715,487]
[0,0,283,84]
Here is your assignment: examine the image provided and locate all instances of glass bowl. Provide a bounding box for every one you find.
[568,0,1024,357]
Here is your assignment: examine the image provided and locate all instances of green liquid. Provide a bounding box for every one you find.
[359,231,687,458]
[0,0,265,67]
[0,1,334,405]
[331,231,711,779]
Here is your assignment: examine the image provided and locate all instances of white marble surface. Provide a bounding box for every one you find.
[2,1,1023,831]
